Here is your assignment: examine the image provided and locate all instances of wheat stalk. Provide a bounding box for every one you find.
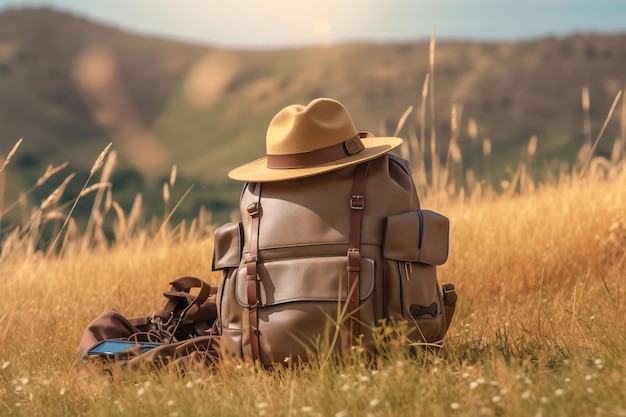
[78,182,111,197]
[419,73,429,158]
[393,105,413,137]
[408,129,426,191]
[578,90,623,178]
[395,105,414,162]
[442,104,463,193]
[16,174,77,257]
[482,138,492,184]
[527,135,538,162]
[582,86,592,144]
[111,200,127,242]
[82,150,116,250]
[621,83,626,156]
[413,73,430,195]
[163,182,170,207]
[90,143,112,175]
[157,185,194,238]
[40,173,76,211]
[42,211,66,221]
[60,217,79,256]
[429,29,438,194]
[468,118,478,141]
[36,162,69,186]
[1,162,69,222]
[46,143,113,257]
[126,193,143,239]
[0,138,23,174]
[521,135,539,194]
[170,165,178,187]
[99,149,116,183]
[104,186,112,212]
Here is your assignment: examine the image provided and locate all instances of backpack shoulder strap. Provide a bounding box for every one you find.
[245,185,263,363]
[348,162,369,343]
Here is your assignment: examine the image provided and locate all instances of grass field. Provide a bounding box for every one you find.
[1,132,625,416]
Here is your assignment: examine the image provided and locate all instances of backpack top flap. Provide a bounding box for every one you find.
[383,210,449,265]
[238,154,420,253]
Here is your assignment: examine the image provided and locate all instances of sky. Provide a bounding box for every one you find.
[1,0,626,48]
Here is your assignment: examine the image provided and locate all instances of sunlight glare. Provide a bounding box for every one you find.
[314,19,330,36]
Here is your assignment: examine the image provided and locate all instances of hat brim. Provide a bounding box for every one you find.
[228,136,403,182]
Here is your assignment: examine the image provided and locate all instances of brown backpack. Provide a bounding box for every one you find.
[77,98,456,370]
[212,153,456,366]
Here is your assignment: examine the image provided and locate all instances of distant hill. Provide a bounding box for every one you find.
[1,7,625,225]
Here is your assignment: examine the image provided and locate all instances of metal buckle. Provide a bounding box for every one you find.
[347,248,360,270]
[247,202,260,216]
[350,195,364,210]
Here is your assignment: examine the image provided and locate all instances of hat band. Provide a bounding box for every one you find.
[266,134,364,169]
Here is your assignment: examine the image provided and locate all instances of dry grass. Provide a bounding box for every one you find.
[1,140,625,417]
[0,165,624,416]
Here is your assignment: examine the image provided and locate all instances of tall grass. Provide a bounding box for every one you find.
[1,145,624,416]
[1,49,626,416]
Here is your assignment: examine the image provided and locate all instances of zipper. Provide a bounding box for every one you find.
[417,210,424,256]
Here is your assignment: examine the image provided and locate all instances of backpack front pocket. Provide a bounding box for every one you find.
[235,255,375,364]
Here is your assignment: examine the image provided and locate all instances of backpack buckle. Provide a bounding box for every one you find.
[442,283,457,307]
[247,202,260,217]
[347,248,360,268]
[350,195,364,210]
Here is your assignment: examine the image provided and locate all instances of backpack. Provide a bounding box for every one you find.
[212,153,456,366]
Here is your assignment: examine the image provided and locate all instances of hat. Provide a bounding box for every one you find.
[228,98,403,182]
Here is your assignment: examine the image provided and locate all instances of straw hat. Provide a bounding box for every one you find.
[228,98,403,182]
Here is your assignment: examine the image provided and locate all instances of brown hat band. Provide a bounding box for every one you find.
[266,134,365,169]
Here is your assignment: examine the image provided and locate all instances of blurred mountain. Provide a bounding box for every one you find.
[1,7,625,224]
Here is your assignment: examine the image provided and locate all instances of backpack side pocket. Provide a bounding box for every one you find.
[212,222,243,270]
[383,210,450,344]
[384,210,449,266]
[212,222,244,359]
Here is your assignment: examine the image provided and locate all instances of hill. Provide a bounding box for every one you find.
[0,7,625,224]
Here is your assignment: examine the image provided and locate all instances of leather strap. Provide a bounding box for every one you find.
[442,283,457,331]
[347,162,369,343]
[245,190,263,363]
[266,134,364,168]
[153,276,211,322]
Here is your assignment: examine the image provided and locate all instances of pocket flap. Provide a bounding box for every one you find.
[384,210,449,265]
[236,256,375,307]
[212,222,243,270]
